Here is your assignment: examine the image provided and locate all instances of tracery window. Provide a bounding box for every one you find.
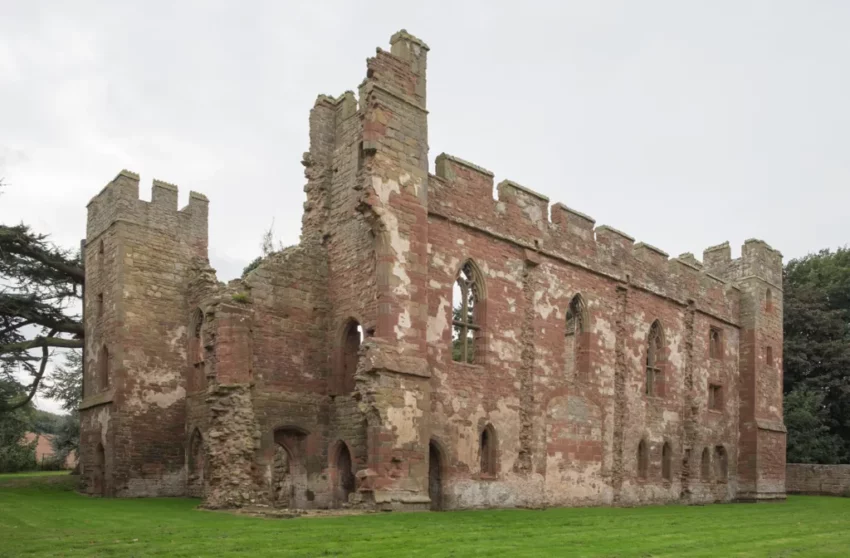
[452,261,482,364]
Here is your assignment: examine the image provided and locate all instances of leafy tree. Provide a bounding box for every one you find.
[0,379,37,472]
[31,409,64,435]
[42,350,83,412]
[41,350,82,463]
[0,213,84,412]
[784,388,846,464]
[783,247,850,462]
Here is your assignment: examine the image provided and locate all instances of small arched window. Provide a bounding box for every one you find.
[637,439,649,480]
[479,424,497,476]
[662,442,672,481]
[565,294,589,381]
[714,445,728,481]
[701,447,711,480]
[765,288,773,312]
[98,345,109,391]
[645,321,664,396]
[339,319,362,394]
[452,261,483,364]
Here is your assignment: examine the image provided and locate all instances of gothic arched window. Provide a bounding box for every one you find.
[452,261,483,364]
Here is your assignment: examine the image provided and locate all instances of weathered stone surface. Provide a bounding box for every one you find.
[79,30,785,510]
[786,464,850,496]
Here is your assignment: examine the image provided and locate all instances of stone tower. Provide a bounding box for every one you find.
[79,170,208,497]
[705,239,786,501]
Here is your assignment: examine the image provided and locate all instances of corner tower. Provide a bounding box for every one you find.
[79,170,208,497]
[705,239,786,501]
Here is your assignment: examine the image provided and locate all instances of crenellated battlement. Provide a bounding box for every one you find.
[427,150,786,321]
[86,169,208,257]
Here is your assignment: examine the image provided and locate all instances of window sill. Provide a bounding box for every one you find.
[450,360,483,370]
[79,389,115,410]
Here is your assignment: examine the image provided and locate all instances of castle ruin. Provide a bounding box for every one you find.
[78,31,786,510]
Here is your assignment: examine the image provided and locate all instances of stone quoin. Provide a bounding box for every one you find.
[78,30,786,510]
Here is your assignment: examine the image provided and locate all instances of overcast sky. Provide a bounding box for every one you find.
[2,1,848,412]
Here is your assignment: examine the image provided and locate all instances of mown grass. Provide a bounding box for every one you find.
[1,474,849,557]
[0,470,71,479]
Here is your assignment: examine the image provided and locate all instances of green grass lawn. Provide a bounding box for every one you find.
[0,470,71,479]
[2,475,849,557]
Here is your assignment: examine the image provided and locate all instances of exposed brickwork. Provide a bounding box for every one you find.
[78,30,786,510]
[786,464,850,496]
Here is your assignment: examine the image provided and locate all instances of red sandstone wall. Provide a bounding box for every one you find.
[786,464,850,496]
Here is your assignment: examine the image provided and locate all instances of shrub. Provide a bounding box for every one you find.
[232,292,250,303]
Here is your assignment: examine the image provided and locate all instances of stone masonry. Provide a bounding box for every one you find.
[78,31,786,510]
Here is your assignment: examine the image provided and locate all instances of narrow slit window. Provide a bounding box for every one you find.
[708,384,723,411]
[637,440,649,479]
[565,294,588,380]
[645,321,663,396]
[765,346,773,366]
[98,345,109,391]
[480,425,497,476]
[714,446,728,481]
[341,319,362,393]
[662,442,672,481]
[709,327,723,360]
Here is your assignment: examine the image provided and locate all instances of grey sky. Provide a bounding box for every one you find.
[2,2,848,411]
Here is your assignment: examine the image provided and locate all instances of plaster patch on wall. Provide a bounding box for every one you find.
[95,407,111,441]
[431,251,460,277]
[395,309,411,340]
[167,325,187,359]
[595,317,617,351]
[427,296,450,344]
[662,410,679,424]
[372,176,412,297]
[533,290,558,320]
[480,261,523,289]
[143,385,187,409]
[386,389,423,447]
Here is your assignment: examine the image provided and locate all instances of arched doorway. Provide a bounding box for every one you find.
[334,442,355,506]
[272,444,293,508]
[429,440,443,511]
[94,443,106,497]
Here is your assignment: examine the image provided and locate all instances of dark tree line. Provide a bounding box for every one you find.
[783,247,850,463]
